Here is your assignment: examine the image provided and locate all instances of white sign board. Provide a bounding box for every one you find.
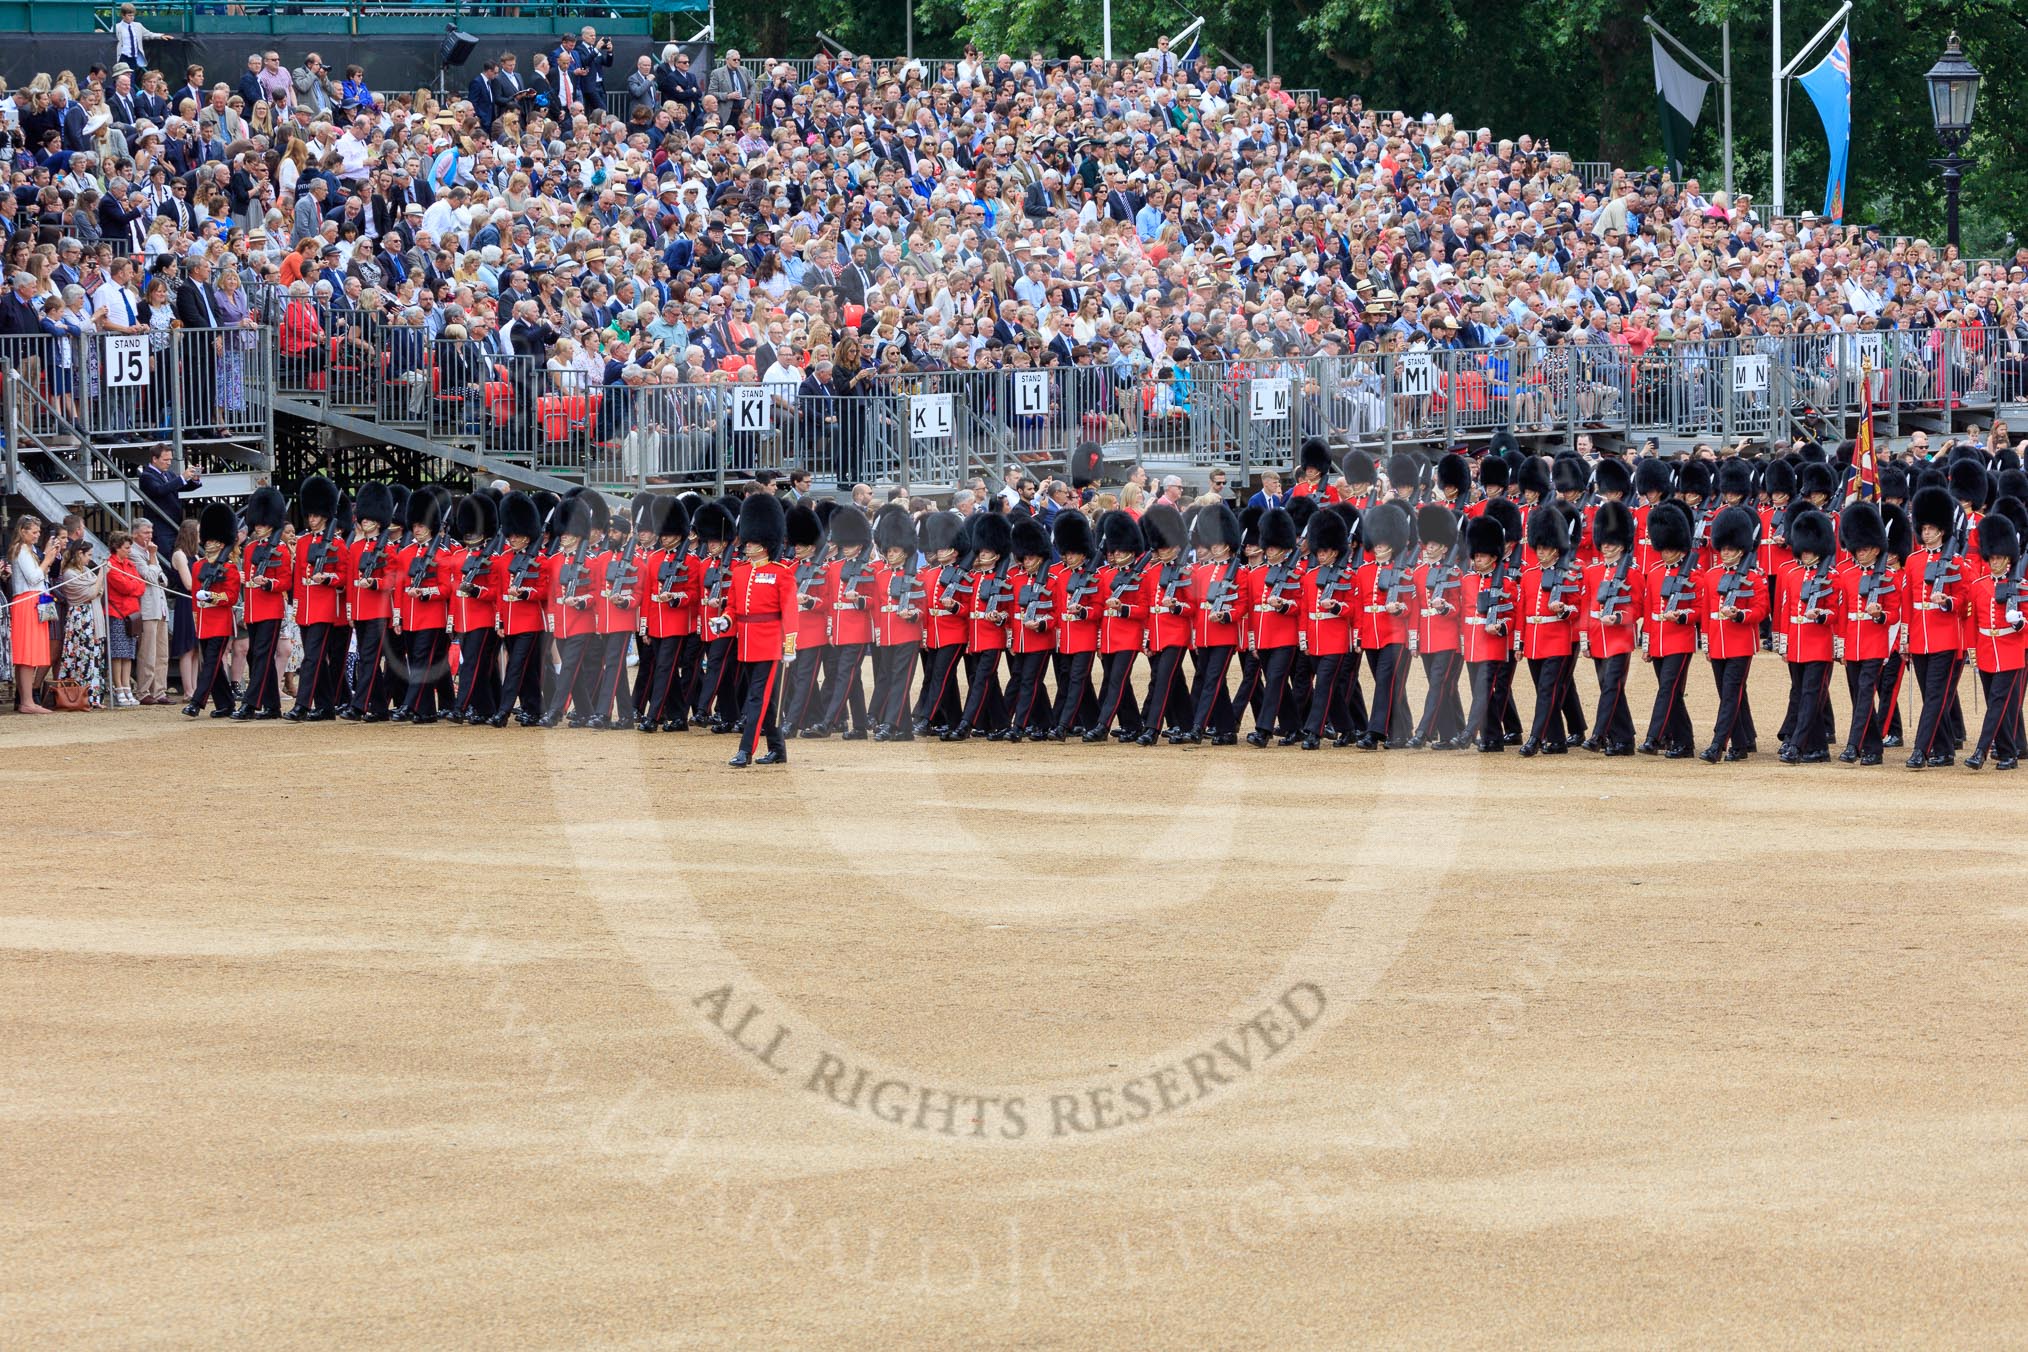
[1851,332,1884,370]
[1249,377,1290,423]
[105,334,150,388]
[1013,369,1050,417]
[1397,352,1437,397]
[1731,354,1770,394]
[731,385,772,433]
[910,393,954,441]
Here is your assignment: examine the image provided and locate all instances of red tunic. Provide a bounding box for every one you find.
[1457,570,1514,663]
[292,528,351,627]
[1354,558,1412,650]
[345,535,397,623]
[1185,559,1243,648]
[643,548,700,639]
[1698,563,1771,661]
[238,536,293,624]
[919,563,970,650]
[730,557,798,661]
[1241,561,1301,651]
[1007,566,1056,655]
[1580,557,1643,658]
[1901,547,1966,655]
[1097,561,1154,655]
[826,553,878,646]
[190,558,242,640]
[1833,560,1902,663]
[395,540,451,632]
[1413,557,1464,654]
[592,547,642,636]
[1772,559,1836,664]
[964,566,1012,653]
[1049,561,1102,655]
[489,548,550,636]
[871,561,923,647]
[542,550,599,639]
[1517,564,1579,659]
[1297,562,1354,657]
[447,546,498,633]
[1640,559,1701,658]
[1965,573,2028,673]
[791,557,834,651]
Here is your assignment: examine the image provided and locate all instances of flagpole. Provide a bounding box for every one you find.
[1722,22,1733,202]
[1773,0,1783,217]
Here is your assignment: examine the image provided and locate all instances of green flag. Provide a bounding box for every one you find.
[1652,35,1709,178]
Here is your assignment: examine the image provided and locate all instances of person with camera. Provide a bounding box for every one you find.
[9,514,63,713]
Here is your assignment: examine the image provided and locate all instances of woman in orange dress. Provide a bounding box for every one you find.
[9,514,62,713]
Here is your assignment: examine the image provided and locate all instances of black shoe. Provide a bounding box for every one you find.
[253,710,281,721]
[1477,740,1504,753]
[1966,752,1986,770]
[841,729,868,741]
[802,727,832,740]
[1245,731,1269,748]
[1518,739,1540,757]
[1637,741,1660,756]
[1699,747,1722,764]
[1663,745,1694,759]
[1300,735,1320,750]
[1277,732,1301,747]
[872,727,892,742]
[566,717,591,730]
[911,720,931,736]
[1859,753,1882,766]
[486,714,509,729]
[1213,734,1239,746]
[411,714,438,726]
[940,727,969,742]
[1134,732,1156,746]
[1355,734,1381,751]
[230,709,254,721]
[728,751,751,768]
[710,720,735,734]
[1542,740,1568,755]
[1043,730,1064,742]
[1883,734,1903,748]
[283,708,306,723]
[1998,757,2019,771]
[516,714,540,728]
[1779,747,1802,765]
[1406,735,1426,750]
[1906,753,1926,770]
[890,730,915,743]
[1112,728,1135,742]
[1838,749,1859,763]
[1442,735,1472,751]
[1725,747,1752,762]
[638,720,657,733]
[208,707,234,719]
[1332,734,1353,748]
[338,708,362,722]
[1579,737,1600,753]
[755,749,788,765]
[538,715,562,729]
[389,709,410,723]
[663,720,688,733]
[361,712,386,724]
[1082,730,1108,743]
[1602,743,1634,757]
[584,717,608,731]
[1928,754,1955,768]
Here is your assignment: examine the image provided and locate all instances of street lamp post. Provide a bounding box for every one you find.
[1925,32,1982,249]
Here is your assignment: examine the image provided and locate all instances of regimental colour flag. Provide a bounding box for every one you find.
[1799,28,1853,224]
[1652,35,1710,179]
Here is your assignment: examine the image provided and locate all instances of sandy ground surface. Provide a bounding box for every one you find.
[7,656,2028,1349]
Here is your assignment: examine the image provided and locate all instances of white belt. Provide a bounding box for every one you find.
[1363,604,1393,613]
[1306,612,1341,621]
[1980,627,2017,637]
[1524,615,1561,624]
[1464,616,1493,626]
[1913,601,1945,611]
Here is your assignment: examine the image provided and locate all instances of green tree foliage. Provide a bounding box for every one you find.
[717,0,2024,251]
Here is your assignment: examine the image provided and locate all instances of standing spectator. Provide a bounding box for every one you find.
[706,49,749,128]
[9,514,61,713]
[138,442,199,542]
[130,519,169,704]
[55,540,106,708]
[104,529,142,706]
[113,3,166,73]
[1247,471,1288,511]
[168,515,200,699]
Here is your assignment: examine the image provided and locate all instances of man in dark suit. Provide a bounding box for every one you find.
[1023,171,1065,222]
[138,442,200,541]
[489,53,532,121]
[568,30,611,116]
[0,270,42,336]
[657,49,701,131]
[467,60,499,131]
[236,56,265,112]
[173,256,224,433]
[56,90,90,152]
[1104,180,1143,223]
[836,244,874,308]
[173,67,207,116]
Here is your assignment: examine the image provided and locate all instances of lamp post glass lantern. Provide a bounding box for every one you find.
[1925,32,1981,248]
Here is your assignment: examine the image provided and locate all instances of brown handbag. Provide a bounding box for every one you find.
[50,679,89,712]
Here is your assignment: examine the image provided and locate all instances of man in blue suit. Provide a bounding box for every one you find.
[467,59,498,131]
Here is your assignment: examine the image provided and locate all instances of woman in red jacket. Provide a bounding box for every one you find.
[104,529,145,708]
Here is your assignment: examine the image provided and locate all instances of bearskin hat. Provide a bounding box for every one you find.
[1096,509,1145,557]
[1839,501,1886,556]
[1551,456,1588,495]
[1481,497,1524,550]
[453,492,496,542]
[1299,436,1334,476]
[1797,440,1828,464]
[1674,460,1713,502]
[1910,485,1955,538]
[551,495,594,542]
[531,490,561,530]
[1527,501,1570,553]
[1981,511,2020,561]
[407,487,442,535]
[1593,458,1633,498]
[1882,505,1912,562]
[1385,452,1420,495]
[813,500,840,533]
[385,484,411,534]
[1515,456,1553,500]
[1239,505,1264,551]
[243,485,287,532]
[785,503,824,550]
[1192,502,1243,551]
[1050,508,1094,559]
[1258,507,1299,553]
[1784,508,1833,560]
[874,504,916,556]
[1479,454,1511,491]
[297,473,339,522]
[1141,502,1187,551]
[1305,503,1351,556]
[1285,495,1319,535]
[688,500,732,545]
[1630,457,1671,498]
[737,489,787,555]
[1009,516,1050,560]
[499,492,541,541]
[1464,514,1505,559]
[1716,458,1755,499]
[1758,459,1795,500]
[914,509,959,555]
[968,511,1013,559]
[1795,462,1836,501]
[1993,496,2028,541]
[1436,452,1471,496]
[578,488,612,535]
[1878,464,1909,502]
[1363,500,1413,555]
[1712,504,1762,555]
[1592,499,1635,552]
[1069,441,1102,488]
[1952,458,1991,507]
[354,481,394,527]
[1647,500,1693,554]
[199,501,237,548]
[1340,448,1378,487]
[1417,503,1459,552]
[828,506,872,551]
[652,495,686,542]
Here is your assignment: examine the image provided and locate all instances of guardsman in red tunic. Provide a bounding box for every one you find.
[1832,502,1900,765]
[1773,505,1838,761]
[394,492,452,724]
[1289,438,1340,503]
[1873,504,1914,752]
[1629,455,1674,573]
[913,510,968,736]
[1698,504,1771,763]
[1579,499,1642,755]
[1047,510,1103,741]
[948,512,1014,741]
[1002,516,1057,742]
[1947,460,1988,753]
[780,504,833,736]
[1467,453,1511,520]
[1338,449,1381,512]
[538,495,602,728]
[869,505,923,742]
[444,493,501,725]
[582,496,646,729]
[1294,506,1355,750]
[286,475,350,722]
[1239,507,1301,748]
[726,490,798,768]
[1183,503,1244,745]
[812,507,877,739]
[1963,513,2027,770]
[636,496,696,733]
[376,493,411,715]
[486,492,550,726]
[1901,486,1967,768]
[1137,503,1194,744]
[233,486,291,720]
[1516,502,1581,755]
[1757,460,1797,590]
[340,482,398,722]
[690,498,741,732]
[184,502,243,717]
[1456,511,1516,752]
[1088,509,1153,743]
[1410,503,1466,748]
[1638,500,1700,758]
[1354,500,1415,748]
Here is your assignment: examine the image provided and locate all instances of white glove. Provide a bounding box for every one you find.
[782,651,796,668]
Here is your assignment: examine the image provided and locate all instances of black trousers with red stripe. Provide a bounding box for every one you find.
[915,643,965,730]
[400,628,450,718]
[782,641,825,731]
[1139,644,1191,732]
[870,642,917,730]
[1525,654,1575,746]
[291,622,334,716]
[1302,653,1345,739]
[1091,650,1144,736]
[1250,646,1296,736]
[238,618,283,715]
[694,634,737,723]
[1051,650,1097,732]
[1590,653,1635,750]
[958,650,1007,732]
[1364,642,1412,742]
[641,633,694,724]
[737,657,786,757]
[347,618,390,717]
[590,631,636,724]
[451,628,500,721]
[1645,650,1695,753]
[1708,655,1755,753]
[1189,645,1237,736]
[190,634,234,712]
[1462,659,1508,749]
[1974,666,2027,759]
[544,633,599,722]
[499,631,545,719]
[819,642,871,732]
[1005,650,1052,732]
[1843,657,1886,758]
[1414,649,1465,743]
